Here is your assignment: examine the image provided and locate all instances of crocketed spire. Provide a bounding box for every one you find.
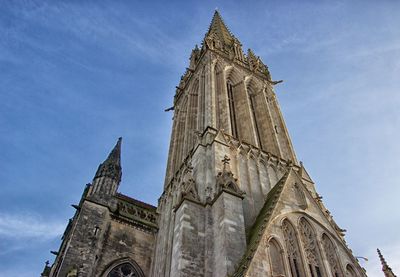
[94,137,122,183]
[206,10,235,45]
[378,248,397,277]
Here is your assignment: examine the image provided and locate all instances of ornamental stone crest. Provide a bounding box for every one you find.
[216,155,244,196]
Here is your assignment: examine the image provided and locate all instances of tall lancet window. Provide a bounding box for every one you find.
[282,219,305,277]
[226,81,238,138]
[299,218,324,277]
[248,89,263,149]
[268,238,286,277]
[322,234,342,277]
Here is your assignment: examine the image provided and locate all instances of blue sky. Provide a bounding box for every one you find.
[0,1,399,276]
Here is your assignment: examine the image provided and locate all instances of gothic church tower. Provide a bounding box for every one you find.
[43,11,368,277]
[152,11,366,277]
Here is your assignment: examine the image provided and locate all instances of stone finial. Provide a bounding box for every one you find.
[40,260,51,277]
[222,155,230,171]
[216,155,244,197]
[378,248,397,277]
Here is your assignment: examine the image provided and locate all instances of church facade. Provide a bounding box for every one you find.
[42,12,367,277]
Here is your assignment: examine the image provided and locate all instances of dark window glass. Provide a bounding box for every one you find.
[316,266,322,277]
[309,264,315,277]
[108,263,139,277]
[293,258,300,277]
[227,82,238,138]
[249,94,263,149]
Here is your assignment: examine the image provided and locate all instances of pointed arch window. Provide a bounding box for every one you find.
[268,238,287,277]
[322,234,342,277]
[282,219,305,277]
[248,88,263,149]
[299,218,324,277]
[104,259,144,277]
[226,80,238,138]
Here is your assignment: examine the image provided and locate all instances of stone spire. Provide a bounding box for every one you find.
[94,137,122,183]
[206,10,234,45]
[378,248,397,277]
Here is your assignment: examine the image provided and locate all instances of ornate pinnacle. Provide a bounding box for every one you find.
[94,137,122,183]
[378,248,397,277]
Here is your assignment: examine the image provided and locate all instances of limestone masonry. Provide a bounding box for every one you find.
[42,11,373,277]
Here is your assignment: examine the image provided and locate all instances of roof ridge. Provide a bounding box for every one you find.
[231,170,291,277]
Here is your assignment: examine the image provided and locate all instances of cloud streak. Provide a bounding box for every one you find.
[0,212,65,240]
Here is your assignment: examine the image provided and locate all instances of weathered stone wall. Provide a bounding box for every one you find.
[51,197,156,277]
[170,200,205,277]
[53,200,109,277]
[94,218,155,276]
[211,192,246,277]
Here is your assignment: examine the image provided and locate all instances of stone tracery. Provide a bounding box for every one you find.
[282,219,305,277]
[322,234,342,277]
[299,218,324,277]
[107,262,142,277]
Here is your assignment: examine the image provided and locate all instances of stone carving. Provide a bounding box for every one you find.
[117,202,157,225]
[299,219,320,266]
[189,45,201,70]
[294,183,307,209]
[179,162,200,202]
[216,155,244,196]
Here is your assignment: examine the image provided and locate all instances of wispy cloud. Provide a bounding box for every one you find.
[0,212,65,240]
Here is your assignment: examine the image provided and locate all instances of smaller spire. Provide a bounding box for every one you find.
[378,248,397,277]
[94,137,122,183]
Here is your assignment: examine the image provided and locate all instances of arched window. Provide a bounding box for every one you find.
[268,238,286,277]
[104,259,144,277]
[226,80,238,137]
[248,87,263,149]
[345,264,357,277]
[282,219,305,277]
[322,234,342,277]
[299,218,324,277]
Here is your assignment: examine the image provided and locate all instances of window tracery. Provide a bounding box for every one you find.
[107,262,142,277]
[322,234,342,277]
[299,218,324,277]
[282,219,305,277]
